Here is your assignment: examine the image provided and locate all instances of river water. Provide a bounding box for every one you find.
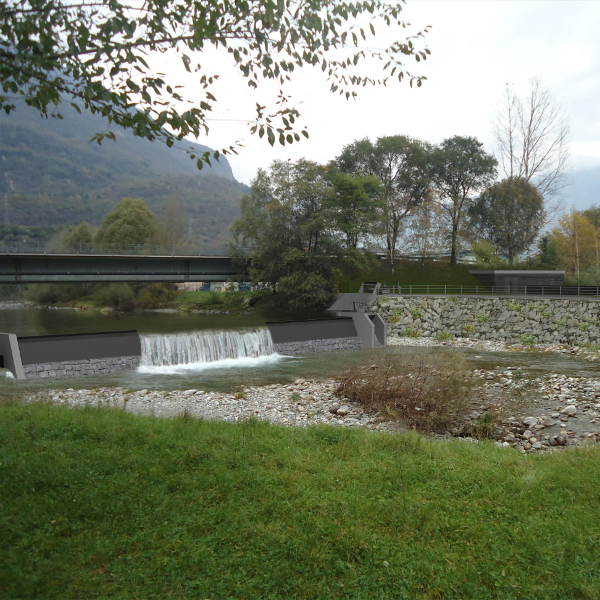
[1,305,599,394]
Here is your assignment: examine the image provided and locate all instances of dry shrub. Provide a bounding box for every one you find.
[336,352,477,433]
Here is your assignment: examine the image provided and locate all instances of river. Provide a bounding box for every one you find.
[1,305,600,395]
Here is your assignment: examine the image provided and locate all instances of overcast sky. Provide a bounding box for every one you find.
[164,0,600,189]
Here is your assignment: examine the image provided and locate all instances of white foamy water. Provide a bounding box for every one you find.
[139,328,281,373]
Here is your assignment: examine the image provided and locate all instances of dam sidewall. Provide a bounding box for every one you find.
[373,295,600,345]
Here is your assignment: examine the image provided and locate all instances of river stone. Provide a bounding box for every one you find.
[562,405,577,416]
[328,404,340,414]
[542,418,556,428]
[523,417,538,427]
[336,406,350,416]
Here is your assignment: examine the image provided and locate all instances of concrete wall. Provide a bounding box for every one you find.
[22,355,141,380]
[1,330,141,380]
[267,318,364,355]
[373,295,600,345]
[18,330,141,365]
[267,318,358,344]
[0,332,24,379]
[273,337,362,355]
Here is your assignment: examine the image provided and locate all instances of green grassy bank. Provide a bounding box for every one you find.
[2,402,600,599]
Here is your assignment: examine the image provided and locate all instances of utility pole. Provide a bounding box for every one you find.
[3,196,8,228]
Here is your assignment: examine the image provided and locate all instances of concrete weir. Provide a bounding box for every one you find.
[0,330,141,380]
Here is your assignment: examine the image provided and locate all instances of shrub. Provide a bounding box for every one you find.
[462,324,475,335]
[335,352,476,433]
[409,307,424,320]
[507,301,523,312]
[476,313,490,324]
[137,283,177,307]
[401,328,420,338]
[519,333,538,346]
[93,283,135,310]
[291,392,301,402]
[235,391,247,400]
[434,331,454,342]
[554,317,568,329]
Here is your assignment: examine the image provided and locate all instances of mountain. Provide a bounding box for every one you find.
[0,101,248,253]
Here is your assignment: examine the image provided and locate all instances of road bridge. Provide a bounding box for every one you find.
[0,253,249,284]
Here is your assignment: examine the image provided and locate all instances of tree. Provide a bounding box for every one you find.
[230,160,341,311]
[550,210,596,280]
[1,0,430,166]
[431,136,497,266]
[336,135,433,272]
[537,235,559,270]
[94,198,164,249]
[469,177,545,265]
[59,222,96,252]
[493,77,570,204]
[406,194,445,267]
[329,171,382,252]
[163,196,191,248]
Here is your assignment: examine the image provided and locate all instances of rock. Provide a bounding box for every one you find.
[549,436,558,446]
[555,435,567,446]
[561,405,577,416]
[336,406,350,416]
[523,416,538,427]
[522,430,533,439]
[542,418,556,428]
[551,412,560,418]
[532,442,542,450]
[328,404,340,414]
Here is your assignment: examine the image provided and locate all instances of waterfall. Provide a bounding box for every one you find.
[140,328,276,367]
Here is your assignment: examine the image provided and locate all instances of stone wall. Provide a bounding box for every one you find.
[372,296,600,345]
[22,355,141,380]
[273,336,362,355]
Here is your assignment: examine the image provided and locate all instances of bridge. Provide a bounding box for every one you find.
[0,253,249,284]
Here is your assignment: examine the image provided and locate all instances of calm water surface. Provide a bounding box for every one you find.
[1,305,599,394]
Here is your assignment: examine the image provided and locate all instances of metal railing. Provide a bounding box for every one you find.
[376,284,600,298]
[0,243,233,256]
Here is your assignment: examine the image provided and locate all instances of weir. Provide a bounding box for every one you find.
[140,328,275,367]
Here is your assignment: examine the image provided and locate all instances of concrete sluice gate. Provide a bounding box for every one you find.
[0,314,387,381]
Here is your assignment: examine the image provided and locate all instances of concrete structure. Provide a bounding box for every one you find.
[266,318,363,354]
[0,330,141,380]
[470,270,565,293]
[327,282,387,348]
[0,253,249,284]
[373,295,600,345]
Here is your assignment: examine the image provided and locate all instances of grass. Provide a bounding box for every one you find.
[2,401,600,599]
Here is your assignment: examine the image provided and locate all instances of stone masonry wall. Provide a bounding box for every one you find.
[273,336,363,355]
[22,355,141,380]
[372,296,600,345]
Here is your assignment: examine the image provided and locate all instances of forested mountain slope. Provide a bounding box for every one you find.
[0,102,247,252]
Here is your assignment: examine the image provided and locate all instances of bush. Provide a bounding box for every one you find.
[26,283,59,305]
[137,283,177,307]
[92,283,135,310]
[335,352,476,433]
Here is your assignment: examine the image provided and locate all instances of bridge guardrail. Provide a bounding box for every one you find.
[0,243,239,256]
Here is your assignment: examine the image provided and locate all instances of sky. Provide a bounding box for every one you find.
[156,0,600,191]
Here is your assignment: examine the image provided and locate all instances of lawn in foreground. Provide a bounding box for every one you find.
[1,402,599,599]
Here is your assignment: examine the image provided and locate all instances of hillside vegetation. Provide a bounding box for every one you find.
[0,102,247,252]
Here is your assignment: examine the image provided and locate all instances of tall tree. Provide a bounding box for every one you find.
[59,222,96,252]
[550,209,596,280]
[336,135,433,272]
[329,171,382,252]
[493,77,570,204]
[537,235,560,270]
[469,177,545,265]
[406,194,446,267]
[1,0,430,165]
[431,136,497,266]
[95,198,164,249]
[230,160,341,311]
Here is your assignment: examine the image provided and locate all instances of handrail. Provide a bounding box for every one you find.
[0,243,236,256]
[373,284,600,298]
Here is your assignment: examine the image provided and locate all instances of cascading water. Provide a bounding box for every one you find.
[139,328,279,372]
